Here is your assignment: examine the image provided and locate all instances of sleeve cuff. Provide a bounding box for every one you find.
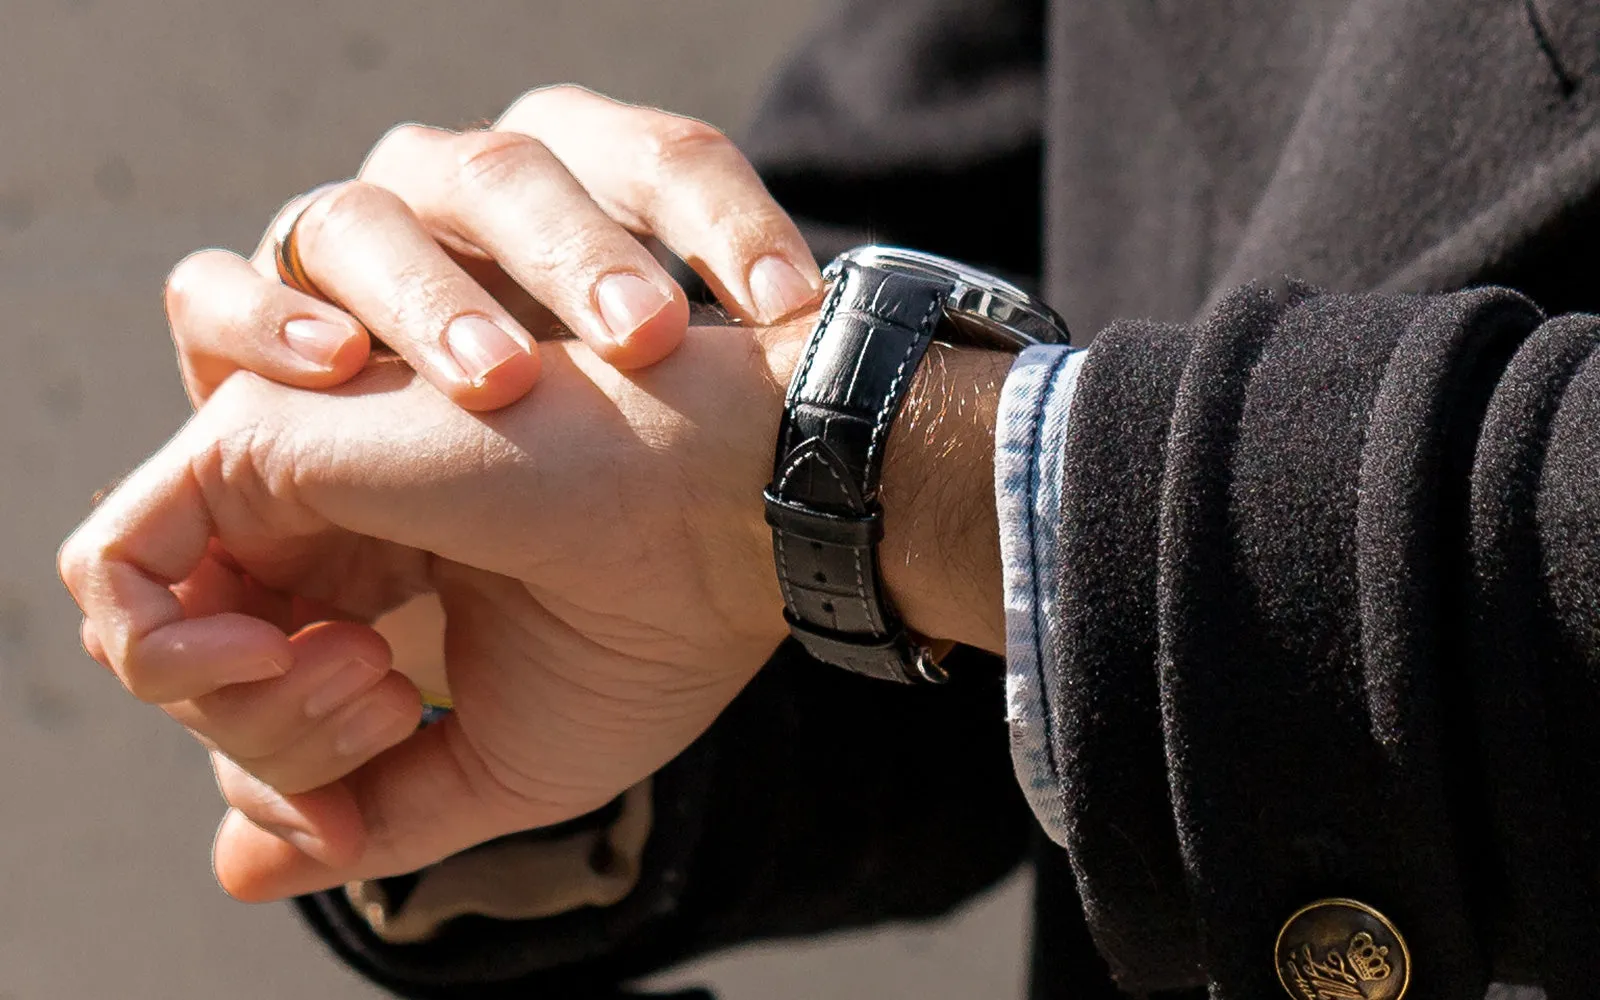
[345,781,654,945]
[995,344,1087,845]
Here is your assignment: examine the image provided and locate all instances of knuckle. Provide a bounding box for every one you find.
[451,129,547,191]
[372,122,435,159]
[537,82,593,101]
[362,122,446,180]
[624,118,739,219]
[637,117,732,174]
[297,180,402,250]
[501,82,594,124]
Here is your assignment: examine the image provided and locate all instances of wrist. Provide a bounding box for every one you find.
[877,344,1010,655]
[753,315,1009,657]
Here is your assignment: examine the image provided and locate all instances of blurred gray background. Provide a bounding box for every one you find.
[0,3,1029,998]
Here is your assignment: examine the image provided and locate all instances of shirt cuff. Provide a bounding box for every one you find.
[995,344,1087,846]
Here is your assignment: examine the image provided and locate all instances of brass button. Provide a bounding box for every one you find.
[1275,898,1410,1000]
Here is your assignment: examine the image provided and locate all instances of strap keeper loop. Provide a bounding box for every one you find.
[762,490,884,548]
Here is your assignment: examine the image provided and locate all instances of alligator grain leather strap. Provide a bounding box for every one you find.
[764,259,946,684]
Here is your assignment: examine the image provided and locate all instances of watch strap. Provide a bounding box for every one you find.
[766,261,945,683]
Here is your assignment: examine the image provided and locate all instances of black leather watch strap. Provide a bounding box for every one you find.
[766,260,946,683]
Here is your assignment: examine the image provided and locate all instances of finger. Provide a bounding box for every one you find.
[211,715,553,901]
[59,367,453,708]
[499,85,823,326]
[166,621,398,778]
[165,249,370,407]
[285,180,543,410]
[59,448,295,703]
[215,672,420,796]
[254,196,564,344]
[80,618,108,667]
[359,124,690,370]
[59,372,559,900]
[211,758,366,870]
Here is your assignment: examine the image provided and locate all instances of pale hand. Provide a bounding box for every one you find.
[62,316,1008,902]
[62,321,810,900]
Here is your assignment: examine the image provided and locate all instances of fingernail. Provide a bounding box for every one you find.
[235,657,289,684]
[269,825,327,860]
[304,658,384,720]
[335,698,407,757]
[283,318,351,369]
[445,315,530,386]
[252,790,327,858]
[595,273,671,343]
[748,255,819,323]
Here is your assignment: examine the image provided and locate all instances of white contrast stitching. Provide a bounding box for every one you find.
[782,279,846,454]
[863,294,942,475]
[776,446,872,627]
[774,534,797,612]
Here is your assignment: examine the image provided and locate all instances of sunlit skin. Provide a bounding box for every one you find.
[61,315,1009,901]
[166,85,824,413]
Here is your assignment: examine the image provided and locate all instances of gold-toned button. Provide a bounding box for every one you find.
[1275,898,1410,1000]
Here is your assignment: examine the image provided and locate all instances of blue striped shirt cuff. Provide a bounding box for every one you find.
[995,344,1087,846]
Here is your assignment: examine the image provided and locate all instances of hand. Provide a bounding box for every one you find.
[63,319,800,900]
[60,315,1009,903]
[165,85,823,411]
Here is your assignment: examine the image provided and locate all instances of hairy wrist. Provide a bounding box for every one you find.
[878,344,1010,655]
[744,317,1009,657]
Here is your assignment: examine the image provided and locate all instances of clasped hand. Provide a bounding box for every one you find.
[60,87,1004,903]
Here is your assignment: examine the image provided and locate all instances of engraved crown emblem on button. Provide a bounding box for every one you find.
[1275,898,1410,1000]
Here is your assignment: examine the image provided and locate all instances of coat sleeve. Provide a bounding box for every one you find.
[740,0,1048,282]
[295,647,1032,999]
[1038,280,1600,1000]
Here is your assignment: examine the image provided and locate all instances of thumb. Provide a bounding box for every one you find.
[60,365,490,704]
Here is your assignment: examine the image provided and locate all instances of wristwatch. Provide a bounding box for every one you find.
[764,246,1071,684]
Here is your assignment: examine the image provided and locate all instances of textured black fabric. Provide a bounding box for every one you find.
[744,0,1048,283]
[298,0,1600,997]
[1044,0,1600,335]
[1045,290,1600,1000]
[1051,319,1201,991]
[298,645,1030,998]
[1465,314,1600,992]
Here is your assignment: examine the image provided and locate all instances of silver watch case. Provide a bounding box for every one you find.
[824,245,1071,350]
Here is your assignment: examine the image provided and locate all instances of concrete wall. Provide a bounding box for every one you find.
[0,4,1028,998]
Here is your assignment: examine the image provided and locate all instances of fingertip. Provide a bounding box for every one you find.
[126,614,293,704]
[592,289,690,370]
[213,786,367,901]
[441,344,542,411]
[281,318,372,386]
[360,672,426,745]
[323,322,374,377]
[745,253,823,326]
[214,809,305,902]
[290,618,394,673]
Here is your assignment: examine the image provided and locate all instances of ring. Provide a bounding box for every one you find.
[270,182,342,297]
